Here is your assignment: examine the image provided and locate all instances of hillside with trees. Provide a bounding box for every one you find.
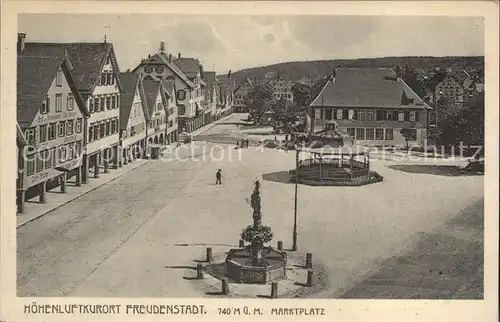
[228,56,484,83]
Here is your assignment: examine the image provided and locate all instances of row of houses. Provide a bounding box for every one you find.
[15,34,235,213]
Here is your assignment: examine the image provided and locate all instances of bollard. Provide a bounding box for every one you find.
[307,270,313,287]
[305,253,313,269]
[196,263,204,280]
[221,277,230,295]
[271,282,278,298]
[239,239,245,248]
[277,241,283,251]
[206,247,213,262]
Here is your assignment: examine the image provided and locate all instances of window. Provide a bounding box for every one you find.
[144,66,153,73]
[25,128,35,145]
[385,128,394,140]
[106,72,112,85]
[107,96,112,110]
[314,108,321,119]
[36,153,44,173]
[177,90,186,100]
[55,94,63,112]
[358,110,365,121]
[39,125,47,143]
[66,120,74,135]
[67,145,74,161]
[115,95,119,109]
[398,111,405,121]
[101,97,106,111]
[43,149,52,170]
[356,128,365,140]
[375,128,384,140]
[40,96,49,114]
[89,125,94,142]
[48,123,56,140]
[93,124,99,141]
[95,97,101,112]
[111,96,116,111]
[366,128,375,140]
[386,110,393,121]
[101,73,107,86]
[376,110,386,121]
[56,70,63,87]
[67,94,74,111]
[59,146,67,163]
[106,120,111,136]
[407,129,417,141]
[336,109,343,120]
[76,118,82,133]
[409,111,416,122]
[110,119,115,134]
[26,155,35,176]
[89,97,95,113]
[75,141,82,157]
[58,121,65,137]
[347,128,355,138]
[367,110,374,121]
[100,123,105,138]
[157,103,162,112]
[348,109,354,120]
[169,120,173,127]
[155,66,164,73]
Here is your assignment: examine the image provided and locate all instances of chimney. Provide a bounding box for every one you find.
[17,33,26,53]
[178,52,181,59]
[168,53,172,63]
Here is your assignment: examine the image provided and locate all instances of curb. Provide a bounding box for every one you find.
[16,160,149,229]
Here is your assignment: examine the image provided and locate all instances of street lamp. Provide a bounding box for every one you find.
[292,147,299,251]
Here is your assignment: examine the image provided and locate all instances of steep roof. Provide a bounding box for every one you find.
[17,55,89,127]
[17,122,28,147]
[22,42,124,94]
[119,72,141,129]
[173,57,201,77]
[310,67,430,109]
[161,79,175,97]
[141,79,162,118]
[134,53,195,88]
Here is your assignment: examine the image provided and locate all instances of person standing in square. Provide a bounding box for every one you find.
[216,169,222,185]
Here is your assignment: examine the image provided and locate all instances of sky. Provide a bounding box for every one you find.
[18,14,484,74]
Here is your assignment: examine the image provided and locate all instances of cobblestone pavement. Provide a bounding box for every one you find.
[17,138,484,298]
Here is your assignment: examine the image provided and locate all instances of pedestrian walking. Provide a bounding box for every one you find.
[216,169,222,185]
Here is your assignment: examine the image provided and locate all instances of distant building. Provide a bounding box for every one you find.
[202,71,219,122]
[272,80,294,102]
[291,82,311,107]
[132,43,206,133]
[162,79,179,144]
[233,78,254,113]
[308,67,431,148]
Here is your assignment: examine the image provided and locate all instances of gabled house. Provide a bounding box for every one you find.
[161,79,179,144]
[233,78,254,113]
[202,71,219,122]
[216,75,235,117]
[132,42,205,133]
[21,36,125,183]
[173,56,208,128]
[16,39,89,213]
[142,79,168,157]
[309,67,431,147]
[273,80,294,103]
[119,72,148,164]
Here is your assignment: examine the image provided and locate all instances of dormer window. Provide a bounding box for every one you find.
[155,66,164,73]
[144,66,153,73]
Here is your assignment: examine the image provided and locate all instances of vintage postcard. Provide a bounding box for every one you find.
[1,1,498,321]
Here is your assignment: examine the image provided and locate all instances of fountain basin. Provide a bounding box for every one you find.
[225,247,287,284]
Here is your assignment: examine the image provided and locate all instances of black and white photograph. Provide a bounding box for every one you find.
[1,1,498,321]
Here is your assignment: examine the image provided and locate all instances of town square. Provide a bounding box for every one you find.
[9,12,488,302]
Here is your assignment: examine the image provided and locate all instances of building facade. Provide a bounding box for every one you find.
[132,43,205,133]
[17,41,89,213]
[142,79,168,148]
[162,79,179,144]
[119,72,148,163]
[309,67,431,148]
[233,79,254,113]
[202,71,219,122]
[273,80,294,102]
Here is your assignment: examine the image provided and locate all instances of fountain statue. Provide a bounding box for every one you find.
[225,180,287,284]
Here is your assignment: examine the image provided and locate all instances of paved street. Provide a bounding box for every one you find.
[17,117,484,297]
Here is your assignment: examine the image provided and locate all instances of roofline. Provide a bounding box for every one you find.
[87,43,124,94]
[309,104,431,110]
[309,74,334,106]
[138,54,196,89]
[137,77,151,122]
[61,57,90,117]
[17,122,28,146]
[388,68,432,110]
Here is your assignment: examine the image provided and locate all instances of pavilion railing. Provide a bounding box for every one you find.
[298,158,366,169]
[289,167,370,182]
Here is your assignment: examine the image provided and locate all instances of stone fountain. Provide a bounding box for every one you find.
[225,180,287,284]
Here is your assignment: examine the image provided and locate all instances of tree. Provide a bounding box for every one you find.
[245,83,274,124]
[271,98,297,134]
